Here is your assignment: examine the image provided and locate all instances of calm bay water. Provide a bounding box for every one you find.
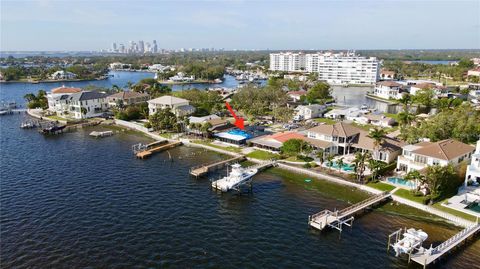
[1,113,479,268]
[1,72,479,268]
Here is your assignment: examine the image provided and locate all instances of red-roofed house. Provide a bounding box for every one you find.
[249,131,305,151]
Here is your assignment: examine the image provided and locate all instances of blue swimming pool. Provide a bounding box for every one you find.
[227,129,252,139]
[466,202,480,213]
[327,162,354,172]
[388,177,416,188]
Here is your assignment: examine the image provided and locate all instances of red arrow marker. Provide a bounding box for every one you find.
[225,101,245,130]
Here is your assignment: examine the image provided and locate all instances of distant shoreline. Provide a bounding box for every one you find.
[0,76,108,84]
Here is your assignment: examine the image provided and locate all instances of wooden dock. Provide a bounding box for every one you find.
[189,155,246,177]
[309,192,391,232]
[135,141,182,159]
[409,223,480,268]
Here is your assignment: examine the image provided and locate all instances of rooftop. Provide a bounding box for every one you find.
[148,95,189,105]
[69,91,108,101]
[410,139,475,160]
[51,86,82,94]
[108,91,149,99]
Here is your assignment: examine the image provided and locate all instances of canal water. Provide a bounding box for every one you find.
[1,113,479,268]
[0,71,398,113]
[1,72,478,268]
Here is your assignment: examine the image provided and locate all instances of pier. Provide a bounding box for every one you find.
[190,155,246,177]
[409,222,480,268]
[308,191,391,232]
[134,140,182,159]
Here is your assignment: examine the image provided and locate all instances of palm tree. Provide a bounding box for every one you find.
[353,151,369,182]
[399,93,411,112]
[326,154,334,171]
[111,84,121,93]
[316,149,325,166]
[368,127,385,160]
[337,157,344,173]
[398,111,414,127]
[80,107,87,119]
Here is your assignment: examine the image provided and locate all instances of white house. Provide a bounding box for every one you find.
[294,104,327,120]
[373,81,404,100]
[364,114,396,128]
[467,68,480,77]
[109,62,131,69]
[148,95,195,117]
[50,71,77,80]
[169,72,194,82]
[305,122,403,163]
[47,86,82,115]
[465,140,480,187]
[396,139,475,173]
[288,90,307,102]
[106,91,149,107]
[148,64,173,72]
[325,107,363,120]
[67,91,109,119]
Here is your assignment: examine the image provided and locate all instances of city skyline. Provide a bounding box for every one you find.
[1,0,479,51]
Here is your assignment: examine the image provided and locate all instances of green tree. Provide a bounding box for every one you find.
[316,149,325,166]
[337,157,344,172]
[281,139,304,157]
[326,154,334,171]
[148,108,178,131]
[367,127,385,159]
[424,164,458,199]
[305,82,331,104]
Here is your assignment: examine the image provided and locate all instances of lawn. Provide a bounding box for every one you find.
[284,156,314,162]
[394,189,428,204]
[432,202,479,223]
[246,150,280,160]
[192,140,242,153]
[46,115,68,122]
[384,113,401,122]
[314,118,336,125]
[367,182,396,192]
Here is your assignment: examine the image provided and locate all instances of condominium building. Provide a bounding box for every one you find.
[306,52,379,85]
[269,51,380,85]
[269,52,306,72]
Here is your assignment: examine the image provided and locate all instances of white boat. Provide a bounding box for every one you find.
[211,163,258,192]
[392,228,428,256]
[89,130,114,138]
[20,122,37,129]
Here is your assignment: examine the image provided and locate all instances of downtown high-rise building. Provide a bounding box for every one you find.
[138,40,145,53]
[152,40,158,53]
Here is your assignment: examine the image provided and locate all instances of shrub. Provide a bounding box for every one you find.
[303,162,311,168]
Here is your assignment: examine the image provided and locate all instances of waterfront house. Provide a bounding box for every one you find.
[294,104,327,120]
[49,71,77,80]
[396,139,475,173]
[47,86,82,115]
[324,107,362,120]
[373,81,405,100]
[168,72,195,82]
[380,70,396,80]
[364,114,396,128]
[305,122,403,163]
[109,62,131,69]
[107,91,149,107]
[467,68,480,78]
[187,115,231,134]
[288,90,307,102]
[250,131,305,152]
[147,95,195,117]
[465,140,480,187]
[67,91,109,119]
[409,82,448,96]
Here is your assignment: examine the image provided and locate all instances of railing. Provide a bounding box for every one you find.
[189,156,245,171]
[432,223,480,254]
[337,192,390,216]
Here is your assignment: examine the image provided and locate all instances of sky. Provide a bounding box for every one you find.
[1,0,479,51]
